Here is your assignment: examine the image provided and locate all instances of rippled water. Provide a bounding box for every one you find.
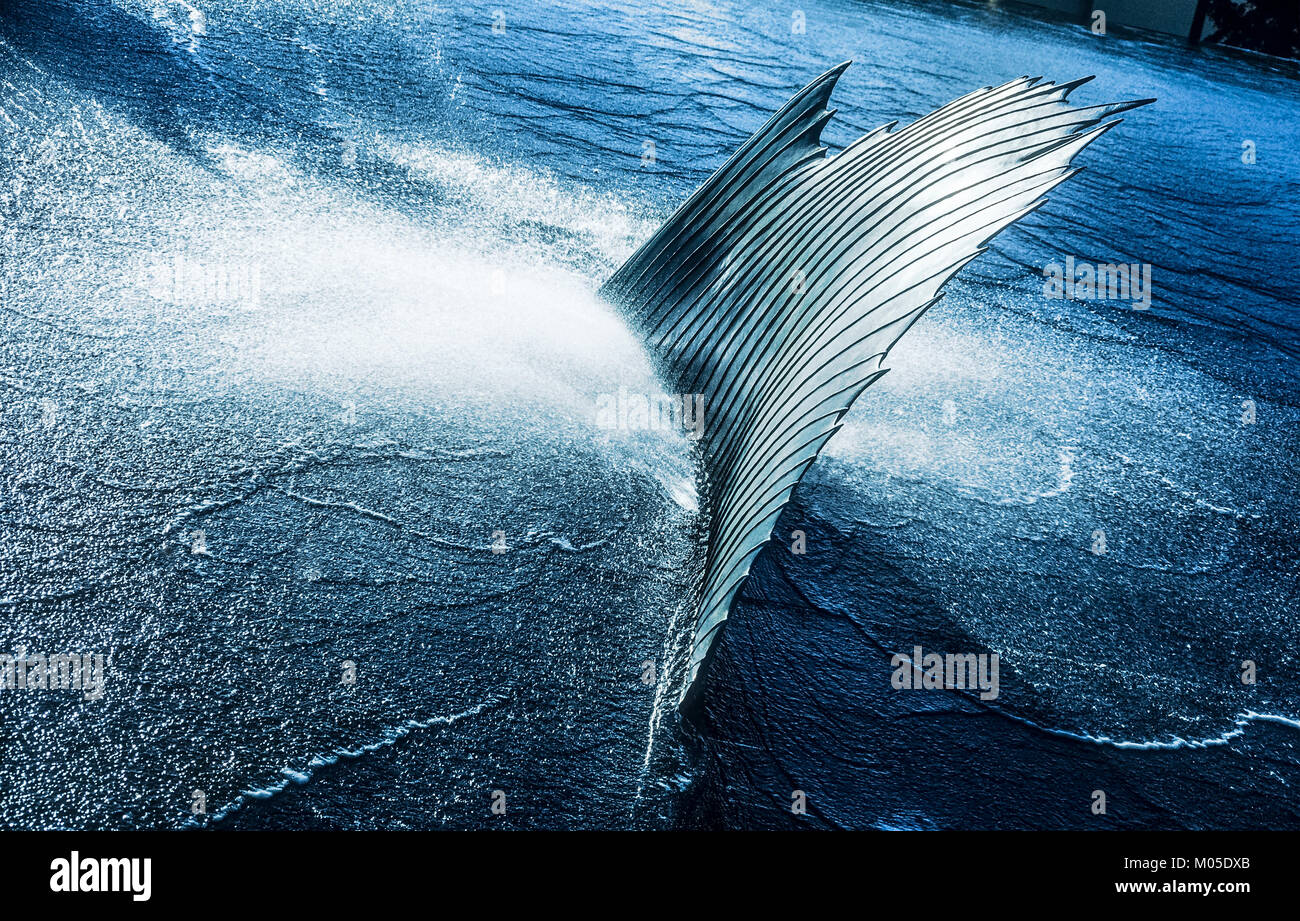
[1,0,1297,829]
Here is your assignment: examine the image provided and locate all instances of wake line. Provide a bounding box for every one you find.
[1001,709,1300,752]
[599,62,1151,707]
[185,693,507,827]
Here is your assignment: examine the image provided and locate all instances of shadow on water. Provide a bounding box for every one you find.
[676,492,1300,830]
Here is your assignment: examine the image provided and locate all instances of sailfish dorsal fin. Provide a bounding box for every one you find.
[599,63,1151,706]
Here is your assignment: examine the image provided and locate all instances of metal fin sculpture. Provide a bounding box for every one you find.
[599,62,1151,708]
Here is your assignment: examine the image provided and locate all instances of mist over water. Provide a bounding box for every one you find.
[1,0,1297,828]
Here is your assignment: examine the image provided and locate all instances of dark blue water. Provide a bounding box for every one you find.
[1,0,1297,829]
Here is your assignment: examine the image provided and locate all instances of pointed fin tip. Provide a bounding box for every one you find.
[817,60,853,87]
[784,61,852,120]
[1061,74,1096,93]
[1052,76,1153,114]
